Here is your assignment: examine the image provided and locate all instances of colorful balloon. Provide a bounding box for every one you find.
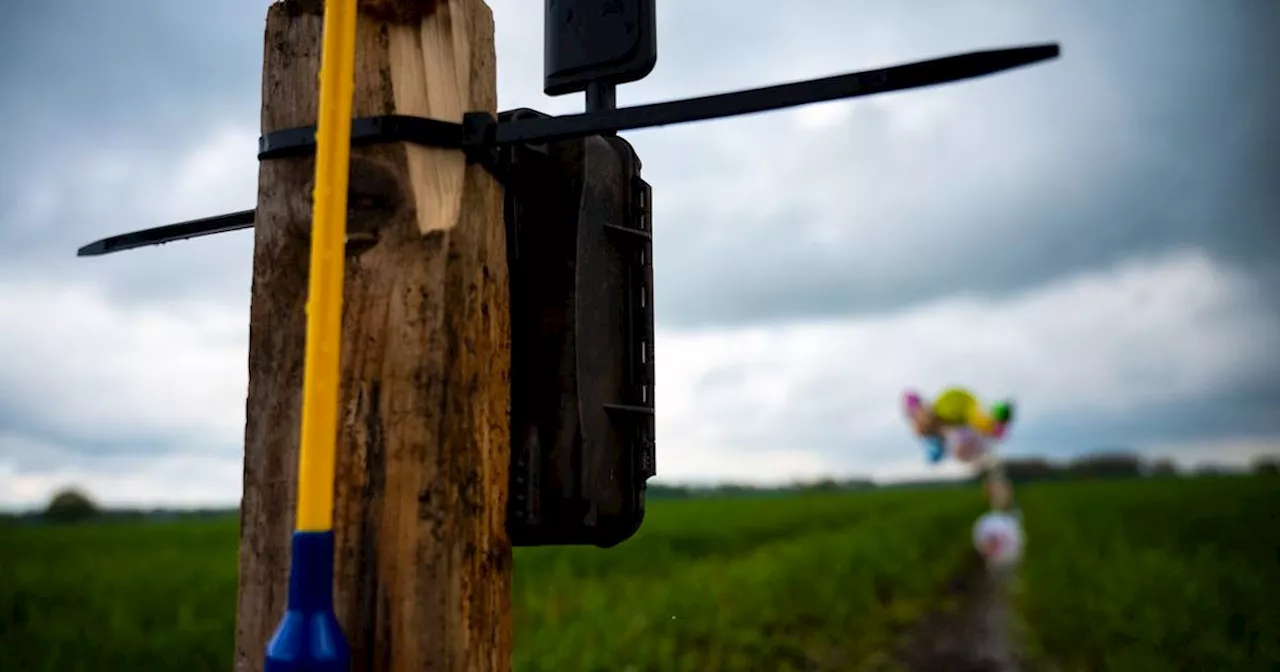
[973,511,1024,569]
[923,436,945,464]
[931,388,977,426]
[902,387,1015,464]
[943,426,988,464]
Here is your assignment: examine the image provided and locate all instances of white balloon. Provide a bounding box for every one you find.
[973,511,1024,568]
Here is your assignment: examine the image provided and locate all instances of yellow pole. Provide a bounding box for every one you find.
[263,2,359,668]
[294,0,359,533]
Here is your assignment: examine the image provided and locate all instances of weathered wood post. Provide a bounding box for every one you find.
[235,1,510,670]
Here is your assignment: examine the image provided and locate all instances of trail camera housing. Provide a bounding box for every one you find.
[544,0,657,97]
[499,109,656,547]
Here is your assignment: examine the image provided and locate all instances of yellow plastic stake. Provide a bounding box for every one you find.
[294,0,359,532]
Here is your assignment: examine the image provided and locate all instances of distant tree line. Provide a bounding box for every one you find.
[991,451,1280,485]
[647,477,877,501]
[2,453,1275,523]
[0,488,238,526]
[651,450,1280,499]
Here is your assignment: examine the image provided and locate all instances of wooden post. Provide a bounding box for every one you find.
[235,1,510,670]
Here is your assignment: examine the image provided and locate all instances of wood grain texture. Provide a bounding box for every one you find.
[236,1,510,670]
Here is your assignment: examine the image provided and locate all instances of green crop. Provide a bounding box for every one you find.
[1016,476,1280,671]
[0,488,981,671]
[2,476,1276,671]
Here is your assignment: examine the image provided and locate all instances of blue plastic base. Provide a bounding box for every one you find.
[264,531,350,672]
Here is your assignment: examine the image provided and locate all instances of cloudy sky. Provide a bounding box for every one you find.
[1,0,1277,509]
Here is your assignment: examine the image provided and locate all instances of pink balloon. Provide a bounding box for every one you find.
[903,391,922,411]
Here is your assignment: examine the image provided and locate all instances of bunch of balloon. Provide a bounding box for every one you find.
[903,387,1024,571]
[903,387,1013,466]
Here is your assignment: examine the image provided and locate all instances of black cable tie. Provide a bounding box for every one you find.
[256,44,1059,161]
[76,209,256,257]
[81,43,1059,258]
[491,44,1059,146]
[258,114,467,160]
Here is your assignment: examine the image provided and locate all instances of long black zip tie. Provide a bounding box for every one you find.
[260,45,1059,157]
[78,43,1058,257]
[77,209,256,257]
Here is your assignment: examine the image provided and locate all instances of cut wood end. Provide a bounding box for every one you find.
[384,1,483,235]
[407,147,467,234]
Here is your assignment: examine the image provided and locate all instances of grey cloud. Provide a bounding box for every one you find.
[5,373,1276,480]
[0,0,265,164]
[0,382,243,466]
[1002,377,1280,461]
[3,0,1276,329]
[0,430,214,475]
[690,370,1280,473]
[0,0,266,305]
[637,0,1280,328]
[1,0,1278,501]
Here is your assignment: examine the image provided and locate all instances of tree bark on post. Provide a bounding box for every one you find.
[235,1,510,670]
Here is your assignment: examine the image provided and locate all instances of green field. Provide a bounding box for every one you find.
[2,476,1277,671]
[1017,476,1280,671]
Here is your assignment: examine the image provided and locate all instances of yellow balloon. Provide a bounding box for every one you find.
[968,407,996,434]
[931,388,977,426]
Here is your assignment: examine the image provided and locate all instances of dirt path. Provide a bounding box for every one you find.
[891,553,1022,672]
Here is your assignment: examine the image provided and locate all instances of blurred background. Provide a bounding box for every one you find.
[1,1,1277,670]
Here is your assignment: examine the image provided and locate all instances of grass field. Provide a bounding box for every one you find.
[1017,476,1280,671]
[2,476,1277,671]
